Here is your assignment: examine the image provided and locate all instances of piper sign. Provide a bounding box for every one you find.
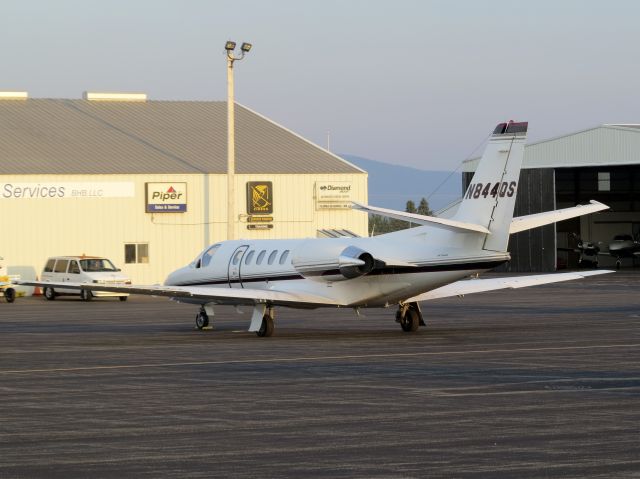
[145,182,187,213]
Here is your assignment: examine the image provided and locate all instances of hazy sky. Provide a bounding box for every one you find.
[3,0,640,170]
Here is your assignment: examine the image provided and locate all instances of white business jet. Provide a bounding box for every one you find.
[18,121,611,336]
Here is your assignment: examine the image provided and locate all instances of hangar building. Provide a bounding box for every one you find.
[0,93,367,285]
[463,124,640,272]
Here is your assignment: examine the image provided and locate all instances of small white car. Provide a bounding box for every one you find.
[41,256,130,301]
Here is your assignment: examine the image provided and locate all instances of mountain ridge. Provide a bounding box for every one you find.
[340,154,462,212]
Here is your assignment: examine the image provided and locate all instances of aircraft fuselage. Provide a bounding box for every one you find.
[164,231,509,308]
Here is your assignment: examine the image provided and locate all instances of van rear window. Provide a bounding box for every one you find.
[54,260,69,273]
[44,259,55,273]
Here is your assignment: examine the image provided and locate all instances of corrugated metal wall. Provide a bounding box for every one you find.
[463,168,556,272]
[525,126,640,169]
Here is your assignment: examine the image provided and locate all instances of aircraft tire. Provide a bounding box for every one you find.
[80,289,93,302]
[256,315,274,337]
[119,296,128,302]
[195,311,209,330]
[400,308,420,332]
[44,287,56,301]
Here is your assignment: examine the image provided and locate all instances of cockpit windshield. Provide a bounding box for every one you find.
[80,258,117,272]
[195,244,221,268]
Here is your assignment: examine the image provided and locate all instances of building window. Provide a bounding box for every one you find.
[125,243,149,264]
[598,172,610,191]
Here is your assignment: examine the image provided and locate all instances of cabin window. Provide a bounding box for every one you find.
[201,244,221,268]
[245,250,255,264]
[232,250,244,265]
[279,250,290,265]
[268,250,278,265]
[256,250,267,265]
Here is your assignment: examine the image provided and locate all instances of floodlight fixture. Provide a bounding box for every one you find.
[240,42,252,53]
[225,41,236,51]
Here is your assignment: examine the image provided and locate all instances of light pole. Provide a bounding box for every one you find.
[224,40,252,241]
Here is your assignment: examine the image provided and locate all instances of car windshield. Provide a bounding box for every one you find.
[80,258,117,272]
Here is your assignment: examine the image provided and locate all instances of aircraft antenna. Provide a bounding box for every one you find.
[426,131,492,203]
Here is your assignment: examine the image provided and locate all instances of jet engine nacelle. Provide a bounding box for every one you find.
[292,243,377,281]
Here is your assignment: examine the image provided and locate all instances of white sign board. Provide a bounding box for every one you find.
[1,182,134,199]
[145,182,187,213]
[316,181,352,209]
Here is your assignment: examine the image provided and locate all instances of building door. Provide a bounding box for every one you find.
[227,245,249,288]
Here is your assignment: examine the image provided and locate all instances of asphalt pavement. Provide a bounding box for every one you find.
[1,272,638,478]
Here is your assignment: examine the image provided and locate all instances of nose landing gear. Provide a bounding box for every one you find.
[195,304,215,330]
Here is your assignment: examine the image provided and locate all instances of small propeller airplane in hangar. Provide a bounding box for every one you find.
[17,121,612,337]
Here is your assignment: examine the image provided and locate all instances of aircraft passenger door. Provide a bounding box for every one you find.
[228,245,249,288]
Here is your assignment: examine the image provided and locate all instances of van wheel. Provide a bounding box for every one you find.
[4,288,16,303]
[80,289,93,301]
[44,287,56,301]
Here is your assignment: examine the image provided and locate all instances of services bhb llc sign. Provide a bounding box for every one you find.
[1,182,134,199]
[145,182,187,213]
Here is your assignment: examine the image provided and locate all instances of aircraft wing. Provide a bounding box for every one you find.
[510,200,608,234]
[14,280,339,307]
[405,270,613,302]
[351,202,490,234]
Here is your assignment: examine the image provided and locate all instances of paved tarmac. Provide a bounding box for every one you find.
[0,272,639,478]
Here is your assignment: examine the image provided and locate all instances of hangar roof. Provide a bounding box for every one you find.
[463,124,640,172]
[0,98,364,175]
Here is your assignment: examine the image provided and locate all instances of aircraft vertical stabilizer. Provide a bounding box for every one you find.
[453,121,528,252]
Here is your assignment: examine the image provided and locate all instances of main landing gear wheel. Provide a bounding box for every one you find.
[256,315,274,337]
[80,289,93,301]
[396,302,424,333]
[195,309,209,330]
[44,287,56,301]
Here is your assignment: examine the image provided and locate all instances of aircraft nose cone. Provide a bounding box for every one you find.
[164,269,180,286]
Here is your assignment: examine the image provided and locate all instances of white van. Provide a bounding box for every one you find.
[41,256,130,301]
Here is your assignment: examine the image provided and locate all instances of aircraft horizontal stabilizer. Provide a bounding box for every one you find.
[510,200,608,234]
[351,202,490,234]
[405,270,613,302]
[14,280,339,307]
